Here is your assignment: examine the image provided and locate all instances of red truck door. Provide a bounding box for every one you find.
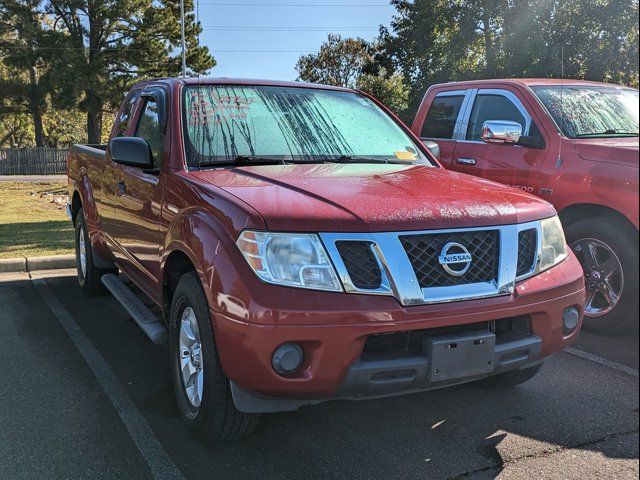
[448,88,549,193]
[110,88,167,298]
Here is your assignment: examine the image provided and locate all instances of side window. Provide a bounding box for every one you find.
[466,94,526,141]
[135,97,163,169]
[115,92,140,137]
[421,95,465,139]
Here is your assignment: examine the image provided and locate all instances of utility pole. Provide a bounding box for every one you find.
[180,0,187,77]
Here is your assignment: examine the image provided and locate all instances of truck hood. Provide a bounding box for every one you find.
[573,137,639,168]
[190,164,556,232]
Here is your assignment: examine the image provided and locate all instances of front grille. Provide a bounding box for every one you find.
[517,228,537,277]
[335,241,382,289]
[400,230,499,288]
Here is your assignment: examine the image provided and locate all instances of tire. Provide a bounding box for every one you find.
[565,217,639,334]
[75,207,112,295]
[169,271,260,443]
[476,363,543,388]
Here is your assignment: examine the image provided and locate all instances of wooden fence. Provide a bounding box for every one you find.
[0,148,68,175]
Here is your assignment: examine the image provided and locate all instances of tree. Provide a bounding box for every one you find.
[296,34,373,88]
[296,34,410,115]
[0,0,67,146]
[46,0,215,143]
[380,0,639,115]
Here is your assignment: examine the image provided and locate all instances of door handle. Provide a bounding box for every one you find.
[117,181,126,194]
[456,157,477,166]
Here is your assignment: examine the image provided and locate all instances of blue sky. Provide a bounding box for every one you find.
[195,1,396,80]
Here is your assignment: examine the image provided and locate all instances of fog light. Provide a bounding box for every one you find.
[563,307,580,333]
[272,343,304,376]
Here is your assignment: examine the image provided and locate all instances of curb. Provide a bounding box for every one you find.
[0,254,75,274]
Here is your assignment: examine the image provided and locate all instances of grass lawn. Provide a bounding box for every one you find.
[0,181,74,259]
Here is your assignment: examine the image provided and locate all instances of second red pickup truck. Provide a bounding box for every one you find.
[67,78,585,442]
[412,79,638,333]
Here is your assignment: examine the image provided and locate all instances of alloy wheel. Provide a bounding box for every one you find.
[571,238,624,317]
[179,306,204,408]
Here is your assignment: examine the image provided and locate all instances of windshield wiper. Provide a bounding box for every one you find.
[196,155,288,168]
[325,155,414,165]
[575,129,639,138]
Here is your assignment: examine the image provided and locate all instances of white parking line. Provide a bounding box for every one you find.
[565,346,639,378]
[33,279,185,480]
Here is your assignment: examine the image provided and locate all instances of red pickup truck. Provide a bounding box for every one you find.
[67,78,584,442]
[412,79,638,333]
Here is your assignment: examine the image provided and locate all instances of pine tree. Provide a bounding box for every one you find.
[0,0,67,146]
[46,0,215,143]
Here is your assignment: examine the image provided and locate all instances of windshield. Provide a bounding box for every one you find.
[532,86,639,138]
[182,84,430,166]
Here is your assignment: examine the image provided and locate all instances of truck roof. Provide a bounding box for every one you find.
[134,76,356,93]
[429,78,636,89]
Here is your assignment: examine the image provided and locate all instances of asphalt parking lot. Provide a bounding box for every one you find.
[1,269,638,480]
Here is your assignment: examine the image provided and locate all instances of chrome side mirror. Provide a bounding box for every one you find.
[421,140,441,161]
[481,120,523,145]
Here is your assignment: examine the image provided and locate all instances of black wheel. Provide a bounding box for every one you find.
[169,271,260,443]
[476,363,543,388]
[566,217,638,334]
[75,207,112,295]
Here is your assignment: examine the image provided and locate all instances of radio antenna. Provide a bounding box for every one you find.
[197,0,201,84]
[180,0,187,77]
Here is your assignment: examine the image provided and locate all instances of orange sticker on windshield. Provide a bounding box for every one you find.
[394,151,416,161]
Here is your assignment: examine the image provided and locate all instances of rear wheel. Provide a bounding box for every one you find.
[75,207,113,295]
[169,271,260,443]
[566,217,638,334]
[476,363,543,388]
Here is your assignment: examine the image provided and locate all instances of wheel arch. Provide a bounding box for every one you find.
[162,249,198,319]
[559,203,638,236]
[161,208,234,323]
[71,190,82,225]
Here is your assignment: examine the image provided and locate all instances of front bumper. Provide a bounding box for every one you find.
[212,253,585,412]
[231,331,543,413]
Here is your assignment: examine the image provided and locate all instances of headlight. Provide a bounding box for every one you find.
[237,231,342,292]
[538,216,569,272]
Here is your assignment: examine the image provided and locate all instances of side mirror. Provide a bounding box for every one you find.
[481,120,522,145]
[109,137,154,168]
[421,140,441,161]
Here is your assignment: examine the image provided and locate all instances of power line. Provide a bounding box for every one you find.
[202,26,379,31]
[41,1,389,5]
[196,2,389,5]
[1,45,315,53]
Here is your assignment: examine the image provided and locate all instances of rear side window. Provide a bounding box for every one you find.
[115,92,140,137]
[466,94,526,141]
[420,95,465,139]
[135,97,163,169]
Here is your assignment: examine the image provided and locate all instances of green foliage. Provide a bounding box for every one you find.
[356,70,409,118]
[0,0,215,146]
[381,0,640,115]
[296,34,410,115]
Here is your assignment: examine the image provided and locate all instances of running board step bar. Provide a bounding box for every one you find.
[101,274,168,345]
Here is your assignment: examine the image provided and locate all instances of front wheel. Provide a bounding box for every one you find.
[169,272,260,443]
[566,217,638,334]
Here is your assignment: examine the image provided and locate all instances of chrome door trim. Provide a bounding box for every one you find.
[457,88,532,143]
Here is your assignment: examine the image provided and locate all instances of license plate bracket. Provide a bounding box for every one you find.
[424,331,496,382]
